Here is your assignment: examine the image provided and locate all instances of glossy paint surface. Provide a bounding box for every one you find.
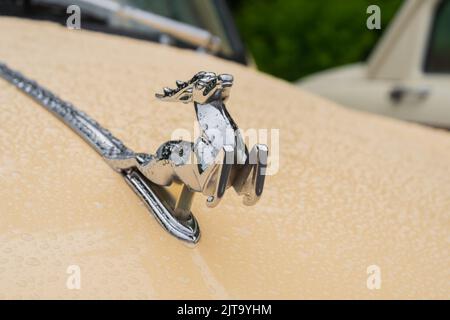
[0,17,449,299]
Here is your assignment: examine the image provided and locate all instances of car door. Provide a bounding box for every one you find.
[382,0,450,128]
[414,0,450,128]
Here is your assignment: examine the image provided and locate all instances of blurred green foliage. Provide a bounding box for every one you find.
[228,0,403,81]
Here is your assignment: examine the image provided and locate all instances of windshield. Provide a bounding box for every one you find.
[114,0,218,30]
[0,0,246,64]
[111,0,233,55]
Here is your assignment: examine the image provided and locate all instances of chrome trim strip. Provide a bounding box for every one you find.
[0,62,200,243]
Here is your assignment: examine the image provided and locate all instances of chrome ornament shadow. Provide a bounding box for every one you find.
[0,64,268,243]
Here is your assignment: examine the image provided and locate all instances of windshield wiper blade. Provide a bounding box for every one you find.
[32,0,221,53]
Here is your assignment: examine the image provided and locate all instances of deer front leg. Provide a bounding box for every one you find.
[233,144,268,206]
[198,145,235,208]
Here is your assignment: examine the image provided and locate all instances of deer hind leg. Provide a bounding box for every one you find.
[106,140,196,187]
[233,144,268,206]
[105,152,174,186]
[136,140,199,187]
[105,153,149,172]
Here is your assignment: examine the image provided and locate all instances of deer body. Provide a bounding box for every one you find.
[107,72,267,208]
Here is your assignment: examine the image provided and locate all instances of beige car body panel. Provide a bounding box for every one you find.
[299,0,450,128]
[0,17,449,299]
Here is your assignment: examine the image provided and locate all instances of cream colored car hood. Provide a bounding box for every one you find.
[0,17,449,299]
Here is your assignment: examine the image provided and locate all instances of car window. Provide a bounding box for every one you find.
[425,0,450,73]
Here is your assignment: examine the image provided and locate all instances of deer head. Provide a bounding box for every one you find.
[156,71,233,104]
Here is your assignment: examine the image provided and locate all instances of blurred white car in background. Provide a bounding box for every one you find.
[299,0,450,129]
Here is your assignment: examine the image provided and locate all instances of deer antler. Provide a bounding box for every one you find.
[155,71,207,103]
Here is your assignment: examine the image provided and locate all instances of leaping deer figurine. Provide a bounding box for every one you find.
[107,71,268,219]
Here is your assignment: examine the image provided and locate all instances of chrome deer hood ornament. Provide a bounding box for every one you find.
[108,72,268,242]
[0,63,268,244]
